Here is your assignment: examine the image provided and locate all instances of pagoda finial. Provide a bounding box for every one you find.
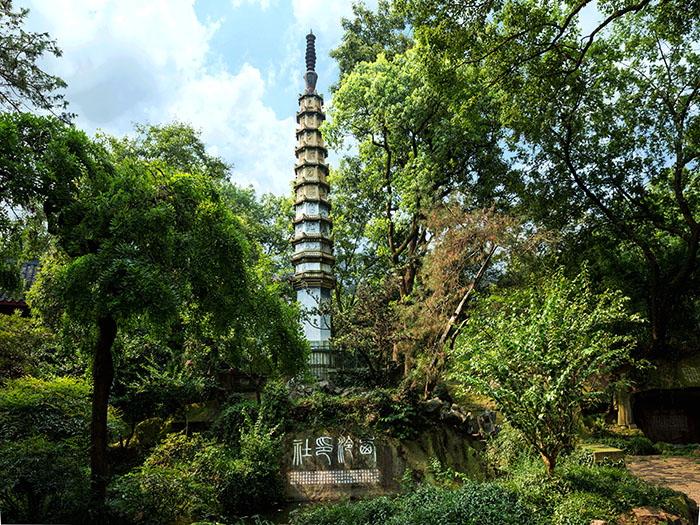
[304,31,318,93]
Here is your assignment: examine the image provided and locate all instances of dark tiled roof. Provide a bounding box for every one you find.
[0,259,41,305]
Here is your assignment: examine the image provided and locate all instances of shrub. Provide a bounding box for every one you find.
[0,312,56,381]
[551,491,617,524]
[293,484,536,525]
[0,436,90,523]
[109,433,230,524]
[259,379,292,432]
[110,421,283,523]
[211,394,259,447]
[292,496,396,525]
[0,375,91,442]
[221,416,283,513]
[483,421,536,476]
[0,376,123,523]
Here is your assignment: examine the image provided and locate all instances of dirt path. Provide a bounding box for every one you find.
[627,455,700,506]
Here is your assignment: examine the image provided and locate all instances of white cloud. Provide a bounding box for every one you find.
[291,0,377,39]
[21,0,295,195]
[232,0,275,10]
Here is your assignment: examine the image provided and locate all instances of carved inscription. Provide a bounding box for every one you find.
[288,434,381,486]
[289,469,380,485]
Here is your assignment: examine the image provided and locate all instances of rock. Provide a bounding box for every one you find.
[130,416,173,450]
[578,443,625,464]
[444,408,466,426]
[618,506,688,525]
[424,398,443,415]
[478,410,495,435]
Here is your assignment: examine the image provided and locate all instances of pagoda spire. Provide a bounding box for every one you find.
[292,31,335,378]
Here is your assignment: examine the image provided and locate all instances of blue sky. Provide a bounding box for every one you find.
[19,0,375,195]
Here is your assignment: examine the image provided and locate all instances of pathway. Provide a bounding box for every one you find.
[626,455,700,508]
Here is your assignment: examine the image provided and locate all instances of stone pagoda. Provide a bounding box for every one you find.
[292,31,336,378]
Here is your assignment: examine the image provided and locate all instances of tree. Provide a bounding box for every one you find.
[220,182,294,278]
[105,121,230,181]
[325,48,509,302]
[453,267,638,475]
[404,0,700,356]
[0,113,89,293]
[329,0,412,89]
[402,202,531,395]
[325,45,512,372]
[10,114,307,508]
[0,2,70,117]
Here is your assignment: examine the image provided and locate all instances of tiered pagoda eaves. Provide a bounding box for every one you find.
[292,32,335,376]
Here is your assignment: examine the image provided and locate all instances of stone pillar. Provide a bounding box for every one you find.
[615,388,636,428]
[292,32,336,378]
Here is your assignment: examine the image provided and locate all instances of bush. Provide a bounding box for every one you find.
[0,375,91,442]
[483,421,535,476]
[110,421,283,523]
[292,496,396,525]
[0,312,57,381]
[259,380,292,432]
[210,394,259,447]
[293,484,536,525]
[499,455,691,524]
[0,376,123,523]
[551,491,617,524]
[0,436,90,523]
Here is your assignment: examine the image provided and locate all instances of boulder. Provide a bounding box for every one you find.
[616,507,689,525]
[424,398,443,415]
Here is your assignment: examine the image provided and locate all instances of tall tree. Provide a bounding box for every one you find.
[105,121,230,181]
[7,114,307,508]
[325,48,509,301]
[0,2,70,117]
[404,0,700,356]
[330,0,412,89]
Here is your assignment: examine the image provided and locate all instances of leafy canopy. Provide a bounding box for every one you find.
[453,267,638,474]
[0,2,71,118]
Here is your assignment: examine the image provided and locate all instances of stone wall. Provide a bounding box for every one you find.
[282,424,484,500]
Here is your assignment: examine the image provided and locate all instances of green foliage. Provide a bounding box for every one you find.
[483,421,535,477]
[259,380,293,432]
[0,436,89,523]
[0,312,56,381]
[111,421,283,524]
[454,266,638,474]
[597,435,658,456]
[113,354,221,427]
[655,442,700,457]
[404,0,700,354]
[0,375,121,443]
[0,113,94,291]
[500,455,691,524]
[329,0,412,88]
[293,483,536,525]
[220,182,294,277]
[210,394,259,446]
[369,387,426,440]
[0,376,122,522]
[0,3,70,117]
[109,433,226,524]
[104,121,230,180]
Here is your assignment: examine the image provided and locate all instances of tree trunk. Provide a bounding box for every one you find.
[90,315,117,509]
[649,290,670,356]
[542,453,556,476]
